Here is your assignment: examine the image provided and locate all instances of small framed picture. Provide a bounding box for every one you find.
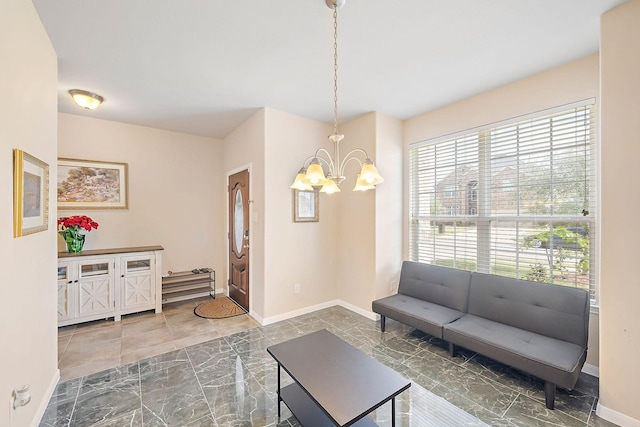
[13,149,49,237]
[57,158,128,210]
[293,189,319,222]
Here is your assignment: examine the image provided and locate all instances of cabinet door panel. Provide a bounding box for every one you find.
[78,278,113,317]
[121,255,155,311]
[57,283,72,320]
[57,261,75,323]
[123,275,153,306]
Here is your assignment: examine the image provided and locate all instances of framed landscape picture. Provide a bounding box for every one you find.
[13,149,49,237]
[58,158,128,209]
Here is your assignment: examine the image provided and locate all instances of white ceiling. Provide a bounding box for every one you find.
[33,0,624,139]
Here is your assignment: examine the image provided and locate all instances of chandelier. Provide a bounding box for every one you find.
[290,0,384,194]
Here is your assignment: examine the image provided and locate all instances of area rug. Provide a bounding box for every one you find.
[194,297,246,319]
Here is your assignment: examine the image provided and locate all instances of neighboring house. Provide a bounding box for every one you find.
[435,165,517,216]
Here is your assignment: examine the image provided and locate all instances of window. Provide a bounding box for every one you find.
[444,187,455,198]
[409,101,597,303]
[445,206,460,216]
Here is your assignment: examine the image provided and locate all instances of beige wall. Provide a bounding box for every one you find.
[222,110,266,319]
[0,1,58,426]
[331,112,404,315]
[374,113,404,302]
[404,54,599,144]
[599,1,640,424]
[336,113,378,311]
[403,54,601,368]
[57,114,225,277]
[263,108,338,318]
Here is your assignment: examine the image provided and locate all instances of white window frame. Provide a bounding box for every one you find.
[408,99,598,305]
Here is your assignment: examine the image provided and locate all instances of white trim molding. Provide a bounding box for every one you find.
[259,300,379,325]
[33,370,60,427]
[335,300,377,321]
[581,363,599,378]
[597,402,640,427]
[260,300,340,325]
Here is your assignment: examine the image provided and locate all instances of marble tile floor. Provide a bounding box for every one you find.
[44,304,617,426]
[57,297,260,381]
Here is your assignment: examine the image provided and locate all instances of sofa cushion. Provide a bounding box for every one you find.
[372,294,465,338]
[398,262,472,313]
[468,272,589,347]
[443,314,586,389]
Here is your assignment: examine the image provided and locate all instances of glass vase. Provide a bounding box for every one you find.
[65,233,85,253]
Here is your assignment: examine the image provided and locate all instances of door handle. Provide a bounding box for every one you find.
[243,244,250,249]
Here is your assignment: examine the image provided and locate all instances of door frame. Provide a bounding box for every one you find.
[226,163,253,316]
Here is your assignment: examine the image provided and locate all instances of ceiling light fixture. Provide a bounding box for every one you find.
[68,89,104,110]
[290,0,383,194]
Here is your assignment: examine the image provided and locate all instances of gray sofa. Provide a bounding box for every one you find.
[372,261,590,410]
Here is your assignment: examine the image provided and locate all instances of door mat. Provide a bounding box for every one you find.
[194,296,246,319]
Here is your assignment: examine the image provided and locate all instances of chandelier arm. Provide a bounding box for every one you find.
[338,148,369,175]
[339,156,365,177]
[314,148,337,175]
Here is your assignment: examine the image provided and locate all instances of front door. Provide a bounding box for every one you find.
[228,170,250,312]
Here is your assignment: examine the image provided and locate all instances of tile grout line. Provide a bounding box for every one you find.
[137,360,143,426]
[184,343,216,424]
[65,374,84,427]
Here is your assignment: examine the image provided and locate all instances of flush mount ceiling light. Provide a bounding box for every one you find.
[68,89,104,110]
[290,0,383,194]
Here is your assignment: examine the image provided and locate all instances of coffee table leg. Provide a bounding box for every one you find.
[392,397,396,427]
[277,363,281,418]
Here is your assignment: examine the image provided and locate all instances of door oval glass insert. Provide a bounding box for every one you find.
[234,189,244,254]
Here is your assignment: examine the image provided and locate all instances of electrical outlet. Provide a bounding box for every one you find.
[294,283,300,294]
[390,280,397,292]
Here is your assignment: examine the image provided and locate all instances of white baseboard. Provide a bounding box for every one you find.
[581,363,599,377]
[32,369,60,427]
[597,401,640,427]
[249,310,263,325]
[258,299,379,325]
[260,300,341,325]
[335,300,378,321]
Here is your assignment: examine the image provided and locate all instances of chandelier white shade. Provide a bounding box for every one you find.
[69,89,104,110]
[290,0,383,193]
[290,168,314,191]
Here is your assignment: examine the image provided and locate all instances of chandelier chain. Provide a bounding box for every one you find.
[333,5,339,136]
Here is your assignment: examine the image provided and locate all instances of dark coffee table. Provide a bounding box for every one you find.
[267,329,411,427]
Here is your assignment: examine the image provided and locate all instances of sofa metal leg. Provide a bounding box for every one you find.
[448,343,455,357]
[380,316,386,332]
[544,381,556,410]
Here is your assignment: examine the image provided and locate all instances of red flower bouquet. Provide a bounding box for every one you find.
[58,215,99,253]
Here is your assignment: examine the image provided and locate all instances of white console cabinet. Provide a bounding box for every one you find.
[58,246,164,327]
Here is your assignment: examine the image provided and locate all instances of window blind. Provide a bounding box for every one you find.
[409,100,597,302]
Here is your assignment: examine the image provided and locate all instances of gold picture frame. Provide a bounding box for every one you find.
[13,149,49,237]
[57,158,128,210]
[293,189,319,222]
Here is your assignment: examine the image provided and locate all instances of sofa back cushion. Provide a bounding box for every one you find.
[398,261,471,313]
[468,272,589,347]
